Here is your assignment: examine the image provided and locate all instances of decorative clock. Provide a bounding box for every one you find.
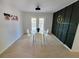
[57,15,64,24]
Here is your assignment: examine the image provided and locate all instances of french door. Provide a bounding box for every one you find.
[31,18,37,34]
[31,17,44,33]
[39,18,44,33]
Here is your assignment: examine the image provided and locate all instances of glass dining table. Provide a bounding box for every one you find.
[31,30,47,46]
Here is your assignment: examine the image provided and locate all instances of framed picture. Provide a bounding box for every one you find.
[3,13,18,21]
[3,13,10,20]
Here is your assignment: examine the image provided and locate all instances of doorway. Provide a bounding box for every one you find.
[31,17,44,33]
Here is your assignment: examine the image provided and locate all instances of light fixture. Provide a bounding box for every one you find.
[35,5,41,10]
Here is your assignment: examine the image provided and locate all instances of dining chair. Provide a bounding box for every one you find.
[31,28,37,45]
[44,29,49,45]
[27,29,30,36]
[45,29,49,36]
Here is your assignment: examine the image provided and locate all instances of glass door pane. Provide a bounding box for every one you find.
[39,18,44,33]
[31,18,36,34]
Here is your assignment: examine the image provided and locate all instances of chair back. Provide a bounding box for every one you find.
[45,29,49,36]
[27,29,30,36]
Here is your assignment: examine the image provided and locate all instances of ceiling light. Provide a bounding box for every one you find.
[35,5,41,10]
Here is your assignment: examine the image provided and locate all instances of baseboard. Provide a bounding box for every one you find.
[70,50,79,52]
[0,33,23,55]
[52,34,72,52]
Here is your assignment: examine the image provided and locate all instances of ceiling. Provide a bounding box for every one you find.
[3,0,78,13]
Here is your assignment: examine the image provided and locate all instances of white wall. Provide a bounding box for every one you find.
[0,2,53,54]
[72,24,79,52]
[21,12,53,33]
[0,3,23,54]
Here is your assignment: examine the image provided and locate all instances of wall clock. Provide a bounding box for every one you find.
[57,15,63,24]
